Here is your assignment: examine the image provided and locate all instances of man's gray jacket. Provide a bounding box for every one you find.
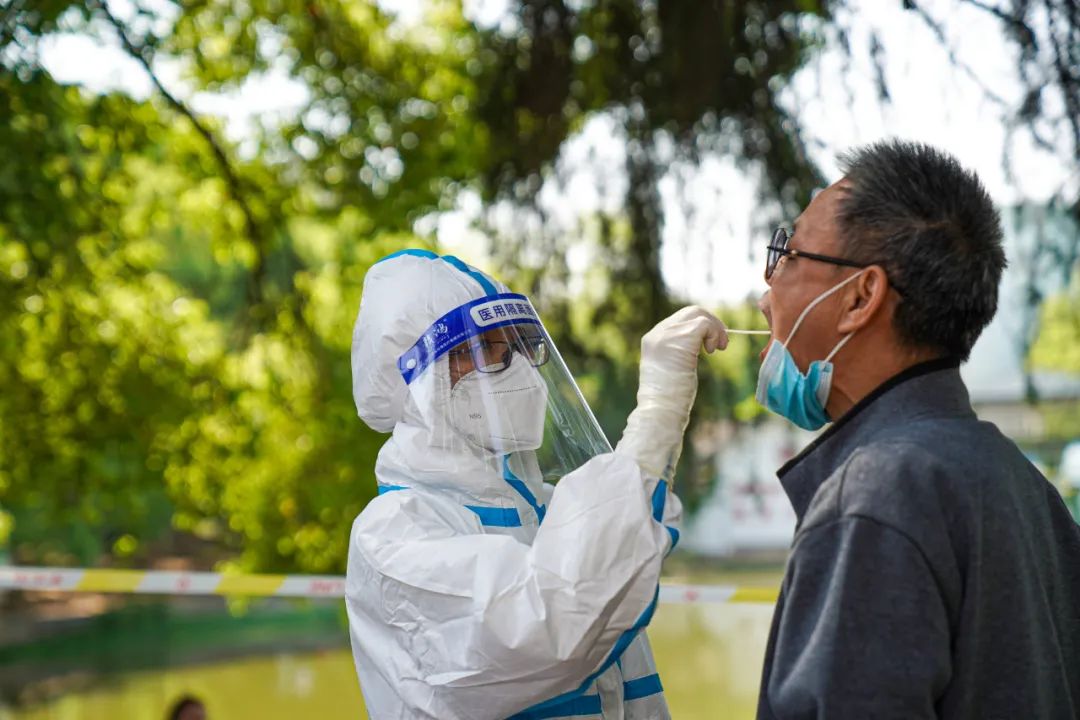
[757,358,1080,719]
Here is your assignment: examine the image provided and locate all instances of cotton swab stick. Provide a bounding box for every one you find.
[725,329,771,335]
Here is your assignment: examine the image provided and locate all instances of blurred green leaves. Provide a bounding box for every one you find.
[0,0,829,572]
[1030,275,1080,376]
[0,57,391,571]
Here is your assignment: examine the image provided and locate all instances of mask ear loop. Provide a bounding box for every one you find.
[782,270,866,347]
[824,331,856,363]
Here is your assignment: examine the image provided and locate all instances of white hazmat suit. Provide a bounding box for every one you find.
[347,250,726,719]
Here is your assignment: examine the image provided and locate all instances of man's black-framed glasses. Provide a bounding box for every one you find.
[765,227,868,281]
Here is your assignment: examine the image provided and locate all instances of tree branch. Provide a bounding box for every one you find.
[903,0,1011,108]
[87,0,269,313]
[1046,1,1080,166]
[960,0,1039,49]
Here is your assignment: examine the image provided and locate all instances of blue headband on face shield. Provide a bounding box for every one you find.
[397,293,541,385]
[755,271,864,431]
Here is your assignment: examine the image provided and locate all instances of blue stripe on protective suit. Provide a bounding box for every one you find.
[377,484,409,494]
[397,292,542,385]
[507,693,602,719]
[651,480,680,552]
[623,672,664,701]
[377,485,523,528]
[464,504,523,528]
[503,456,547,524]
[651,480,666,521]
[440,254,498,296]
[507,673,662,719]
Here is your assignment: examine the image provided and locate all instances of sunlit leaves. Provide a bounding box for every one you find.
[1030,277,1080,376]
[0,64,391,572]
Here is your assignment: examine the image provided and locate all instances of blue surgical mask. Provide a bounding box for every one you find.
[755,271,864,431]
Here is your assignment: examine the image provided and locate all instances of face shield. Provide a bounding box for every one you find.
[398,292,611,483]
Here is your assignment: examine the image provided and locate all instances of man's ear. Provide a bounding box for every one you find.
[837,266,890,334]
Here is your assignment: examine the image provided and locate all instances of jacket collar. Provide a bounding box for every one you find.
[777,357,974,523]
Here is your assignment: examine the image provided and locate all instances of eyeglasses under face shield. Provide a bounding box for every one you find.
[447,327,550,375]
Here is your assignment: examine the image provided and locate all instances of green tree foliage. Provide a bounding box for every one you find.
[1,0,826,572]
[0,64,419,570]
[0,70,213,562]
[6,0,1075,572]
[0,3,398,571]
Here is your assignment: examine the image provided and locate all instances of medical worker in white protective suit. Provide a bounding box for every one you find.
[346,250,728,720]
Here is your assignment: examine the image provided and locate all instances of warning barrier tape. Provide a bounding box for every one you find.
[0,566,779,604]
[0,566,345,598]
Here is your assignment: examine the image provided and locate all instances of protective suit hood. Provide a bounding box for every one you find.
[351,249,509,434]
[352,251,520,502]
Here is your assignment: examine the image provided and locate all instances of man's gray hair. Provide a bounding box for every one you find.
[836,140,1006,361]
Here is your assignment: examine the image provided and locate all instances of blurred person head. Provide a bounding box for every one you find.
[758,139,1006,422]
[168,695,207,720]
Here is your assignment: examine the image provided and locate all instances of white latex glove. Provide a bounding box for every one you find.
[615,306,728,481]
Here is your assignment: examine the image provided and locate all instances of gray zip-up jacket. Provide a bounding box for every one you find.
[757,358,1080,720]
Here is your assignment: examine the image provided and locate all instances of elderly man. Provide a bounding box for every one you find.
[754,140,1080,719]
